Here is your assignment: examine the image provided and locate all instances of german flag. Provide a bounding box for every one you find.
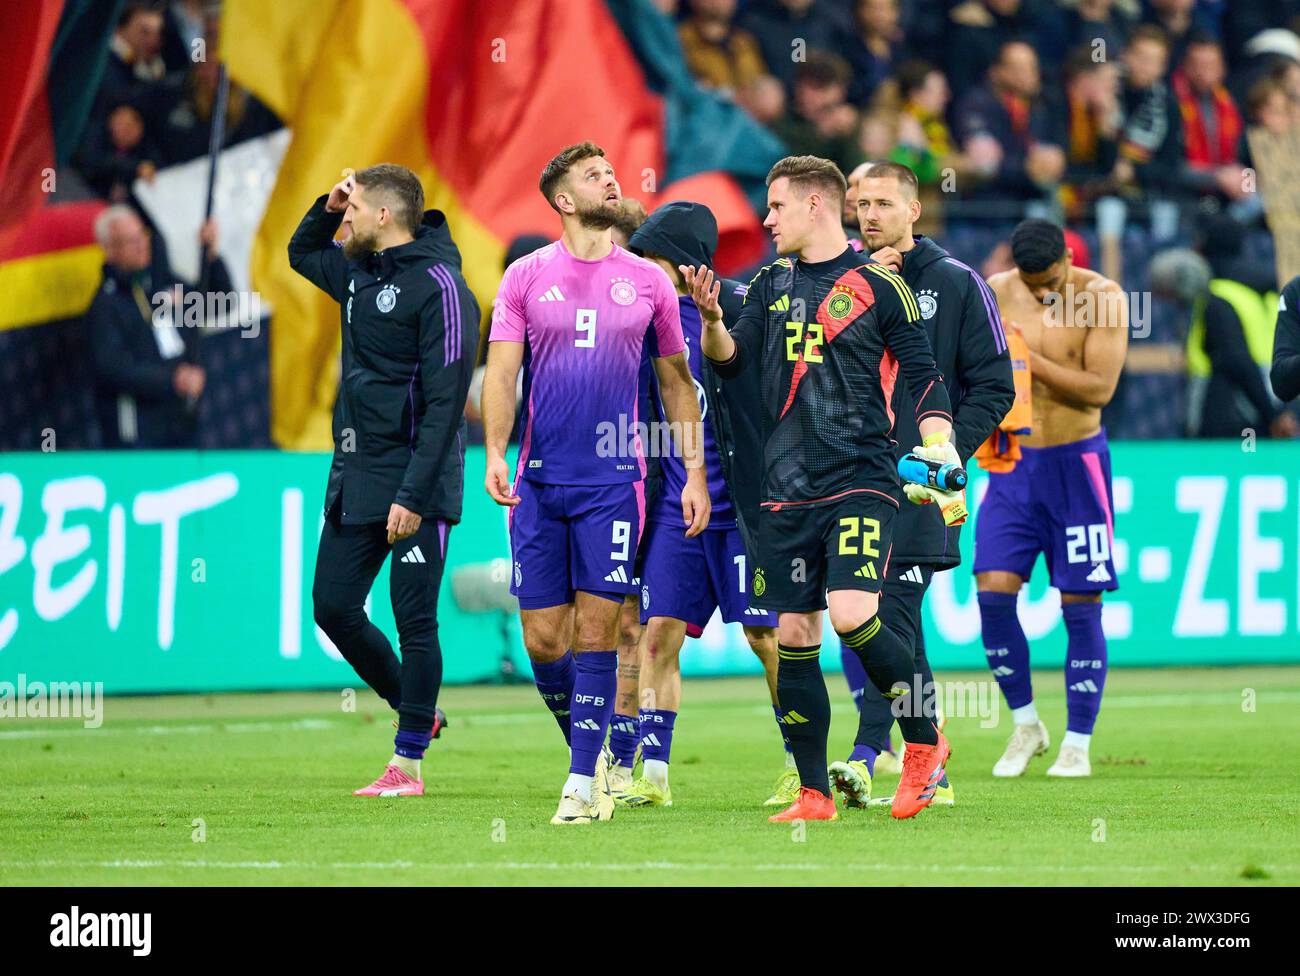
[0,0,122,331]
[222,0,784,449]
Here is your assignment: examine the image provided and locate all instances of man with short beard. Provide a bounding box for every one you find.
[482,142,709,825]
[289,163,479,797]
[828,160,1014,810]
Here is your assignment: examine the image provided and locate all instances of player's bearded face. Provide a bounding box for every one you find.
[572,186,624,229]
[342,223,382,260]
[567,159,624,230]
[341,189,382,260]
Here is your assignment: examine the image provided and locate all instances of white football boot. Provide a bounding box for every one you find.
[992,720,1050,777]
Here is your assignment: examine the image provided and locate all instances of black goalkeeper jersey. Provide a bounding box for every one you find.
[710,245,951,510]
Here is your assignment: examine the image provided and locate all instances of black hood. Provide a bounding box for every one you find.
[900,234,949,276]
[627,201,718,270]
[371,209,463,275]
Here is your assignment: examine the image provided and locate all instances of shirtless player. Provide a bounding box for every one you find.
[976,219,1128,779]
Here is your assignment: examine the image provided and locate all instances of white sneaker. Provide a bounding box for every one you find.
[591,747,616,821]
[607,760,634,795]
[992,720,1050,777]
[550,793,596,825]
[874,749,903,775]
[1046,744,1091,778]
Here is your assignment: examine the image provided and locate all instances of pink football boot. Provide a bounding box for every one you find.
[353,764,424,797]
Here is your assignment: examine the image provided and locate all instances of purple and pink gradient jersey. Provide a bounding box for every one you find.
[491,240,685,485]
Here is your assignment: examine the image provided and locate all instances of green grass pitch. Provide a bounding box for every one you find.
[2,667,1297,886]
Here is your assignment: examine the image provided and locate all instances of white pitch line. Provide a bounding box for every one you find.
[0,858,1293,875]
[4,688,1297,740]
[0,718,339,740]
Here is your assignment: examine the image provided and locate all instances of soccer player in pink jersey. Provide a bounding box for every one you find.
[481,142,711,825]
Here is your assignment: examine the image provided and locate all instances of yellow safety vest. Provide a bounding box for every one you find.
[1187,279,1279,378]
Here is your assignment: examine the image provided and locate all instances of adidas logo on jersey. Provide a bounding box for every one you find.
[1069,679,1100,693]
[603,565,629,584]
[537,285,566,302]
[1086,562,1112,583]
[768,294,790,312]
[854,563,878,579]
[992,665,1015,677]
[573,718,600,731]
[400,546,426,564]
[898,565,924,584]
[743,606,768,616]
[779,710,810,725]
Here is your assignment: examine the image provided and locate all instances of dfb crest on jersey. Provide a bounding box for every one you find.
[827,290,854,319]
[917,288,938,320]
[609,276,637,306]
[376,284,400,313]
[641,585,650,611]
[513,561,522,588]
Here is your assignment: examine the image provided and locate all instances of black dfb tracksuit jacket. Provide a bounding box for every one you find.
[889,235,1014,569]
[288,196,479,736]
[856,235,1013,752]
[288,195,479,525]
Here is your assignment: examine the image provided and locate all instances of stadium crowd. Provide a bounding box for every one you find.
[13,0,1300,450]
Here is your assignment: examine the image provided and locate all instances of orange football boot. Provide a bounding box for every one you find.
[768,786,839,822]
[891,733,951,819]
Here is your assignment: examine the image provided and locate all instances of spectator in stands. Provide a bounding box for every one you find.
[86,205,231,448]
[1246,74,1295,133]
[1059,45,1122,213]
[1113,25,1185,198]
[1142,0,1211,70]
[737,73,787,125]
[678,0,769,96]
[769,52,864,175]
[944,0,1037,95]
[1172,33,1249,202]
[160,56,279,165]
[889,59,963,188]
[78,103,160,203]
[97,2,174,132]
[1165,215,1298,438]
[953,39,1068,205]
[1062,0,1133,64]
[840,0,906,106]
[739,0,842,91]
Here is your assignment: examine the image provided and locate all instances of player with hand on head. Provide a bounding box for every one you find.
[608,201,789,810]
[978,219,1128,779]
[691,155,957,822]
[289,164,478,797]
[482,143,709,825]
[826,161,1014,810]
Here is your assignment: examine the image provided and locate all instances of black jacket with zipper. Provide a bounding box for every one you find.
[1271,275,1300,404]
[88,236,232,448]
[890,234,1014,567]
[627,202,765,560]
[288,196,479,524]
